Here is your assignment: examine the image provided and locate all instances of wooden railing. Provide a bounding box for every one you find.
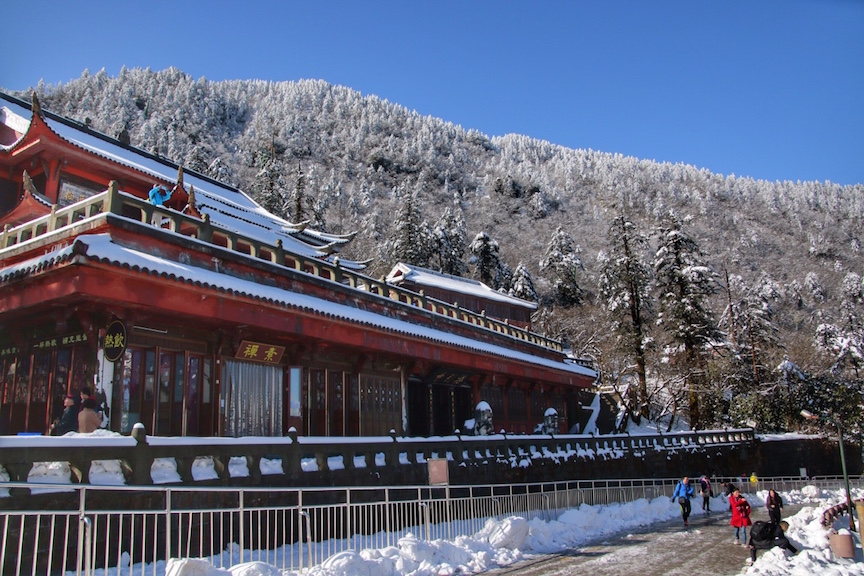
[0,182,566,353]
[0,427,756,489]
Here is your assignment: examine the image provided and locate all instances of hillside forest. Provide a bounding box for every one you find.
[7,67,863,437]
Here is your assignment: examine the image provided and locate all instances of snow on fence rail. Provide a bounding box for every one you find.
[0,427,755,489]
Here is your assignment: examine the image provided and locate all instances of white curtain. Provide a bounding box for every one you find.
[222,360,283,437]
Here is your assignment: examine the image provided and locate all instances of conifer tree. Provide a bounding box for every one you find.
[469,231,502,288]
[652,212,719,427]
[509,262,538,302]
[540,226,585,306]
[431,207,468,276]
[386,186,432,267]
[250,148,288,218]
[291,162,308,222]
[598,215,652,423]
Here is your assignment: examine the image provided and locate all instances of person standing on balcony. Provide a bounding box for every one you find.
[672,476,695,526]
[149,183,172,206]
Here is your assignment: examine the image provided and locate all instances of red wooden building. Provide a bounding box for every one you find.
[0,92,596,438]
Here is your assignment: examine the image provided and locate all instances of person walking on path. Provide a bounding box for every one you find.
[747,520,797,566]
[699,475,713,513]
[766,489,784,524]
[730,488,752,545]
[672,476,695,526]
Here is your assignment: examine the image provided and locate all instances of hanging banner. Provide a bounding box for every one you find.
[103,320,127,362]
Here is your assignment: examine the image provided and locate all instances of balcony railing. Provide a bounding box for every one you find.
[0,182,567,354]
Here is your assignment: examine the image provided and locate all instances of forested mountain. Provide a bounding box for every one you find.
[9,67,863,434]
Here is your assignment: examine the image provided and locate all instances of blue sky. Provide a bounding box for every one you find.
[2,1,862,186]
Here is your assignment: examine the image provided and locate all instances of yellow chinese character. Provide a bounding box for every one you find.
[243,344,260,358]
[113,334,125,348]
[264,347,278,362]
[105,335,115,348]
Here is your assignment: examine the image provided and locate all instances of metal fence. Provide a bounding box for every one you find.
[1,476,859,576]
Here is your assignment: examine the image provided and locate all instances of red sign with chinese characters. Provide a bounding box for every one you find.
[235,340,285,364]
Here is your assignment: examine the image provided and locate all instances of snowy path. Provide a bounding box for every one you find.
[485,506,801,576]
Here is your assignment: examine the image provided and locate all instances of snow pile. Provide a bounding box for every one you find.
[745,494,864,575]
[125,486,863,576]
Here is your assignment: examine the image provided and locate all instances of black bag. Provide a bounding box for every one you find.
[678,496,688,505]
[751,521,773,541]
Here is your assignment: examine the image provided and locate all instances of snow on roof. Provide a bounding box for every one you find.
[0,93,361,265]
[0,105,30,145]
[386,263,538,310]
[0,233,596,381]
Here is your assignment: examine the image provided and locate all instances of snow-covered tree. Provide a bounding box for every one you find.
[598,215,653,423]
[509,262,538,302]
[386,186,432,267]
[540,226,585,306]
[431,207,467,276]
[652,212,719,427]
[250,148,289,218]
[469,232,502,288]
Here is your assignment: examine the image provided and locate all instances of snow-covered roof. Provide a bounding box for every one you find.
[386,263,538,310]
[0,233,596,381]
[0,93,362,267]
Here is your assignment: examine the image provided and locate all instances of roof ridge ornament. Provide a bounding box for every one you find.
[22,171,39,197]
[31,92,43,118]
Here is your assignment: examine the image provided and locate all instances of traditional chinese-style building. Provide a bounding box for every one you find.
[0,91,596,439]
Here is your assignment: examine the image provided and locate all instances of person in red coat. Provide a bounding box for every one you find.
[730,488,753,545]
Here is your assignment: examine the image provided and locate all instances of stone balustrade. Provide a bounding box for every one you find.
[0,427,757,493]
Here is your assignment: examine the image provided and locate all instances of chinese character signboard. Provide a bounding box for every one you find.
[235,340,285,365]
[103,320,127,362]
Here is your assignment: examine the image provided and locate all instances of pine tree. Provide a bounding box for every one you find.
[509,262,538,302]
[731,284,780,390]
[206,157,234,186]
[386,186,432,267]
[598,215,652,423]
[291,162,308,222]
[250,148,288,218]
[540,226,585,306]
[652,212,719,427]
[469,231,502,287]
[431,207,467,276]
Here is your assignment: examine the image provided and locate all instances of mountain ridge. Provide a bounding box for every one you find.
[5,67,862,431]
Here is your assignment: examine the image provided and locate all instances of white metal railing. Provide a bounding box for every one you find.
[1,476,859,575]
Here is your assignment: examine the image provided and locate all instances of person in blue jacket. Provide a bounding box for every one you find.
[672,476,695,526]
[149,183,172,206]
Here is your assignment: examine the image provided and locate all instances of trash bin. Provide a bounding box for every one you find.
[829,530,855,559]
